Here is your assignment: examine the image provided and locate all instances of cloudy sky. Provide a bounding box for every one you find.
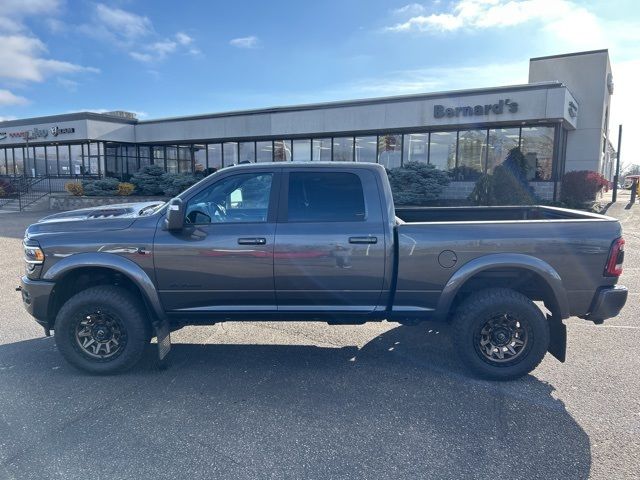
[0,0,638,149]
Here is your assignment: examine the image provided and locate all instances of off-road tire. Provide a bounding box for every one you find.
[54,285,150,374]
[451,288,550,381]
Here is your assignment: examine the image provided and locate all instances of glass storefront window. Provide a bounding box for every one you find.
[223,142,238,166]
[292,139,311,162]
[69,145,83,175]
[23,147,35,177]
[239,141,256,163]
[7,149,15,175]
[455,129,486,180]
[354,136,377,162]
[0,150,6,175]
[402,133,428,164]
[166,146,178,174]
[13,148,25,176]
[332,137,353,162]
[58,146,70,175]
[256,141,272,163]
[178,146,192,173]
[153,146,165,171]
[88,157,99,175]
[138,146,150,170]
[127,156,138,176]
[34,146,46,176]
[138,146,150,159]
[273,140,292,162]
[521,127,554,180]
[46,146,58,175]
[312,138,331,161]
[207,144,222,170]
[487,128,520,173]
[429,131,457,172]
[193,144,206,173]
[377,134,402,169]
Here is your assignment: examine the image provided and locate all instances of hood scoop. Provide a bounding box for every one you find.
[88,207,134,219]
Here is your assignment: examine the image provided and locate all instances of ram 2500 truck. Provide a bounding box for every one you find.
[19,163,627,380]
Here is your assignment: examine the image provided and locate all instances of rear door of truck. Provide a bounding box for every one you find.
[274,167,387,312]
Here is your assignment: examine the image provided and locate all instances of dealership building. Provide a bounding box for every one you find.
[0,49,614,201]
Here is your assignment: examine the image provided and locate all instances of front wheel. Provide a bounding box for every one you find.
[451,288,550,381]
[54,286,150,374]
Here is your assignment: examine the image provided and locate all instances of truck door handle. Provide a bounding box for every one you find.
[238,237,267,245]
[349,236,378,244]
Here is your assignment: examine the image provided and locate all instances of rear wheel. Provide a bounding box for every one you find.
[451,288,549,381]
[54,286,150,374]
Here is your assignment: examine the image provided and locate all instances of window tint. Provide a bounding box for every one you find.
[288,172,365,222]
[185,173,273,224]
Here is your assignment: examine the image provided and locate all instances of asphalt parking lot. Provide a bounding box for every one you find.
[0,198,638,480]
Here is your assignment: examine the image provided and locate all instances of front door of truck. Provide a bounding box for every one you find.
[274,168,386,312]
[153,170,280,312]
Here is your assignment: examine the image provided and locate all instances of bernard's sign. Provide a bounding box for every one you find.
[434,99,518,119]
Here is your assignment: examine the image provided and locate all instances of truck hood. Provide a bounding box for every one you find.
[26,201,165,236]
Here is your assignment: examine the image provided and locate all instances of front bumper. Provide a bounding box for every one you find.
[584,285,628,323]
[19,276,55,328]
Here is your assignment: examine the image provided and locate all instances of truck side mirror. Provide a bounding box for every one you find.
[165,198,185,231]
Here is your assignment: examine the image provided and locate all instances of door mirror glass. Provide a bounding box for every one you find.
[166,198,185,231]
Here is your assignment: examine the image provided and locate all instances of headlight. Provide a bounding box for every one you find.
[24,243,45,265]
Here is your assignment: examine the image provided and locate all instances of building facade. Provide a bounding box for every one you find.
[0,50,614,201]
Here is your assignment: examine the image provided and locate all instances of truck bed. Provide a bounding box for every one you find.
[395,205,606,223]
[392,205,621,319]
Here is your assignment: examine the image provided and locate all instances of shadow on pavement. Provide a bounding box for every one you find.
[0,324,591,480]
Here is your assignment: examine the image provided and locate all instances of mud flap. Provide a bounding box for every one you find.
[153,319,171,369]
[548,314,567,362]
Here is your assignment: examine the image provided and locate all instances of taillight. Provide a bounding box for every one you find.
[605,237,625,277]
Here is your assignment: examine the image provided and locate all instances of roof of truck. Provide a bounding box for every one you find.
[222,161,387,171]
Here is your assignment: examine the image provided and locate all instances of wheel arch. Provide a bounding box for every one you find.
[435,253,570,321]
[43,253,166,325]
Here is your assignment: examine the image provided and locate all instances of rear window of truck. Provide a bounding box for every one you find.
[287,172,365,222]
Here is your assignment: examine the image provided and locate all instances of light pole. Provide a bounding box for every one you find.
[612,125,622,203]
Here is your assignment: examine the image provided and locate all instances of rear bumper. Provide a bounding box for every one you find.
[583,285,628,323]
[19,276,55,328]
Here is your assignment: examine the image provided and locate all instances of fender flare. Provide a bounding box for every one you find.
[434,253,570,321]
[43,252,167,322]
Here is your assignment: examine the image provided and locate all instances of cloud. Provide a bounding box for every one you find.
[175,32,193,45]
[385,0,605,44]
[0,2,98,108]
[340,61,526,97]
[0,35,98,82]
[609,59,640,160]
[230,36,259,49]
[130,36,195,62]
[84,5,198,63]
[393,3,427,16]
[0,89,28,106]
[0,0,61,16]
[57,77,79,92]
[95,3,152,39]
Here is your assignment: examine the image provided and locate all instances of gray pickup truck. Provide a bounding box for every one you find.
[19,162,627,380]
